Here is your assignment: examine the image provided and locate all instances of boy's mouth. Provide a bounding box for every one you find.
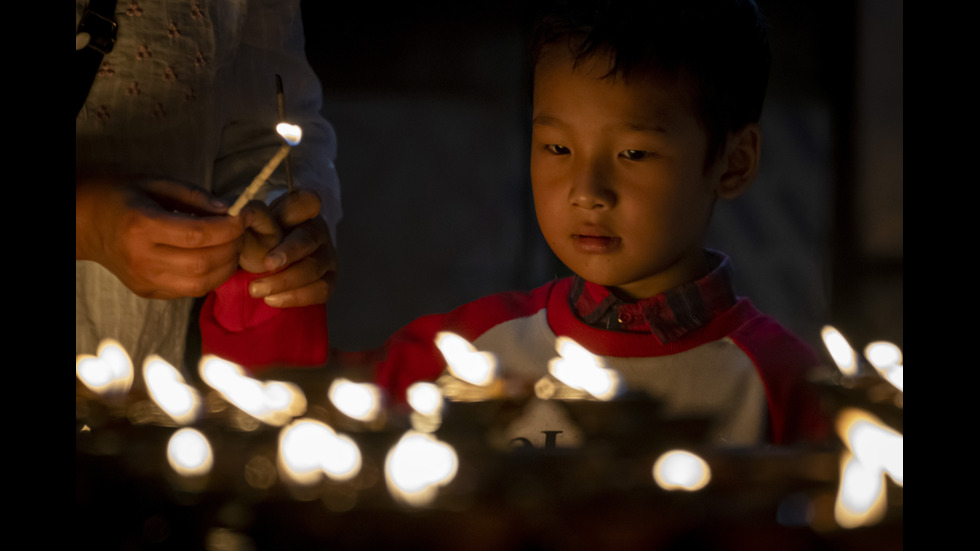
[572,232,621,253]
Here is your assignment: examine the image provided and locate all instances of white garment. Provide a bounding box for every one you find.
[75,0,340,368]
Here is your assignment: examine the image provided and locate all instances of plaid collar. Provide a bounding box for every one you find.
[568,250,737,343]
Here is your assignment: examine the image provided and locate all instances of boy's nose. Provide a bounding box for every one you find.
[569,163,616,209]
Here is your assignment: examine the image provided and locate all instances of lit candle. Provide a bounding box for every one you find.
[75,338,134,396]
[198,355,306,426]
[328,378,383,423]
[834,408,903,528]
[864,341,904,392]
[652,449,711,491]
[384,430,458,507]
[540,336,623,401]
[434,332,502,400]
[821,326,858,377]
[278,418,361,485]
[167,427,213,477]
[143,355,201,425]
[227,122,303,216]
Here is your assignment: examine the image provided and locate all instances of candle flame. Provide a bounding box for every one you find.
[821,326,858,376]
[278,419,361,485]
[276,123,302,146]
[384,431,458,507]
[167,428,213,477]
[548,336,622,400]
[407,382,445,432]
[143,355,200,425]
[199,355,306,426]
[435,332,499,386]
[864,341,904,392]
[834,408,903,528]
[652,449,711,491]
[75,338,134,395]
[328,379,383,422]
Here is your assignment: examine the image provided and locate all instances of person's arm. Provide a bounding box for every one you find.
[75,176,245,299]
[212,0,341,308]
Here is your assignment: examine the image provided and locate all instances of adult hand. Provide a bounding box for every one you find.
[246,188,337,308]
[76,177,246,299]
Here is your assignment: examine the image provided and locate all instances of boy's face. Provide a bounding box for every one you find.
[531,50,728,299]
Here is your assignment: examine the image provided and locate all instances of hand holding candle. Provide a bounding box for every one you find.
[228,122,303,217]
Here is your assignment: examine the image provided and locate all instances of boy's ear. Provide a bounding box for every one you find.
[715,123,760,200]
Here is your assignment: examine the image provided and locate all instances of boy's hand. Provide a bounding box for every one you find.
[247,188,338,308]
[76,177,245,299]
[238,201,284,274]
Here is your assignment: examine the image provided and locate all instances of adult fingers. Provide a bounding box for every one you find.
[273,188,322,228]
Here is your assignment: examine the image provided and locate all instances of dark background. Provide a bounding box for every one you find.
[301,1,903,356]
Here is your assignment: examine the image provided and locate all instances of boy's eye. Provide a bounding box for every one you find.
[545,144,570,155]
[620,149,650,160]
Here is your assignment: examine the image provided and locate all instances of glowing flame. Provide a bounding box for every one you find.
[143,355,200,425]
[75,338,134,395]
[407,382,444,417]
[435,332,498,386]
[834,408,903,528]
[652,450,711,491]
[328,379,383,422]
[548,337,622,400]
[276,123,303,146]
[407,382,444,432]
[199,355,306,426]
[864,341,904,392]
[821,326,858,376]
[167,428,213,477]
[278,419,361,484]
[385,431,458,507]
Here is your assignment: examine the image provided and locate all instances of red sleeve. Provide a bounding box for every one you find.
[729,309,831,445]
[200,270,328,372]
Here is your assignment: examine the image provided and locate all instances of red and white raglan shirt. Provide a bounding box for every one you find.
[202,251,829,447]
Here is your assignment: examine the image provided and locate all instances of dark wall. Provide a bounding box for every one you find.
[302,1,903,353]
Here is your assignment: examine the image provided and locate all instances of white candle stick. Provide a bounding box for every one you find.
[228,122,302,216]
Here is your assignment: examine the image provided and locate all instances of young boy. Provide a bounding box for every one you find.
[203,0,828,447]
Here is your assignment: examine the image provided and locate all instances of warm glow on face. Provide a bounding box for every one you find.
[276,123,303,146]
[278,419,362,484]
[199,355,306,426]
[652,449,711,491]
[834,408,903,528]
[167,428,213,477]
[548,336,622,400]
[864,341,904,392]
[75,339,134,395]
[385,431,458,507]
[435,332,499,386]
[328,379,383,422]
[143,355,200,425]
[821,326,858,376]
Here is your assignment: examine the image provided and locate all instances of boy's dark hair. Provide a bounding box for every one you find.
[531,0,771,164]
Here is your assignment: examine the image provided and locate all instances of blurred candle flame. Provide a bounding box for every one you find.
[75,338,134,395]
[548,336,622,400]
[435,332,498,386]
[167,428,213,477]
[328,378,383,422]
[385,431,458,507]
[652,449,711,491]
[834,408,903,528]
[864,341,904,392]
[276,122,302,146]
[144,355,200,425]
[407,382,444,417]
[199,355,306,426]
[278,419,361,484]
[821,326,858,376]
[407,382,445,432]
